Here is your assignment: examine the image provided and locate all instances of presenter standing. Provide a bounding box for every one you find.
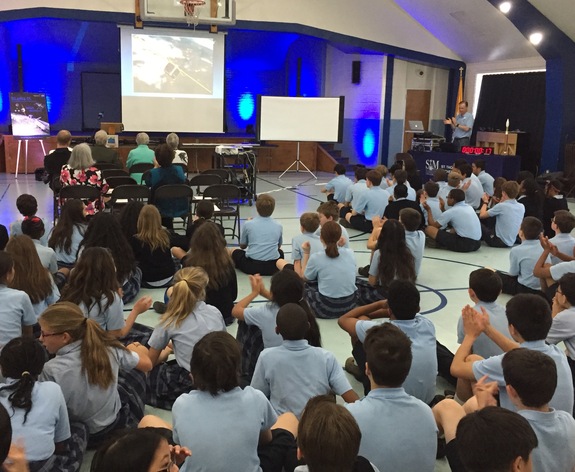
[444,100,474,151]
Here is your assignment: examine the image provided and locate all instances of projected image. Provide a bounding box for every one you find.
[10,92,50,137]
[132,34,214,95]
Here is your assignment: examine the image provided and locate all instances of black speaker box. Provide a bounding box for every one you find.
[352,61,361,84]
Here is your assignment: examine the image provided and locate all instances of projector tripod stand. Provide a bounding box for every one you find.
[278,142,317,180]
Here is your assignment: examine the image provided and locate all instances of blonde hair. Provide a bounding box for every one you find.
[135,205,170,251]
[39,302,126,389]
[161,267,209,329]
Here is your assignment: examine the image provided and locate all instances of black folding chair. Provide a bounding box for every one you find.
[128,163,155,183]
[102,168,129,180]
[189,174,222,195]
[109,185,151,213]
[105,176,138,190]
[203,184,241,240]
[93,162,122,171]
[202,168,231,183]
[153,184,193,229]
[57,185,101,220]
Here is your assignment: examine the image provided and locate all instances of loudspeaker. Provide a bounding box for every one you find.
[352,61,361,84]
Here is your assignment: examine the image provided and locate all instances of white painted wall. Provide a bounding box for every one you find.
[0,0,461,61]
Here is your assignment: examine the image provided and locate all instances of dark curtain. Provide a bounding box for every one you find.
[473,72,545,175]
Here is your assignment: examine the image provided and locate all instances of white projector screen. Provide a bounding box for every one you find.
[257,96,344,142]
[120,26,225,133]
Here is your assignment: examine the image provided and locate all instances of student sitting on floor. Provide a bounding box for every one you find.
[546,273,575,404]
[286,212,324,277]
[339,280,437,404]
[345,323,437,472]
[338,166,368,220]
[146,267,226,410]
[450,294,574,414]
[48,199,87,269]
[0,337,87,472]
[456,269,512,359]
[385,168,416,201]
[533,236,575,299]
[251,303,358,419]
[233,270,321,381]
[0,252,36,351]
[423,188,482,252]
[184,199,225,243]
[364,219,416,297]
[169,331,299,472]
[295,395,380,472]
[301,221,358,319]
[9,193,50,245]
[433,404,538,472]
[543,179,569,237]
[437,171,462,209]
[60,247,152,339]
[549,210,575,265]
[502,348,575,471]
[229,194,283,276]
[472,158,494,196]
[21,217,58,274]
[399,208,425,276]
[38,302,152,448]
[497,216,546,295]
[383,184,424,225]
[420,180,442,226]
[317,201,350,247]
[342,170,388,233]
[322,164,352,203]
[455,162,483,209]
[480,181,525,248]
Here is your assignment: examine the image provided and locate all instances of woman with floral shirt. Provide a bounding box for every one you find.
[60,143,108,215]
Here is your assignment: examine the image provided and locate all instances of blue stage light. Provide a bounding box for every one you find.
[238,92,255,121]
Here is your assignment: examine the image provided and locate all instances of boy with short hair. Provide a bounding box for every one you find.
[385,169,416,201]
[383,184,424,224]
[344,322,437,472]
[451,293,574,413]
[339,166,368,218]
[502,348,575,472]
[230,194,283,275]
[338,280,437,404]
[251,303,359,418]
[420,181,442,225]
[277,212,323,276]
[343,170,388,233]
[479,180,525,247]
[472,158,494,196]
[317,201,349,247]
[399,208,425,275]
[457,269,511,359]
[437,171,462,209]
[543,180,569,237]
[454,162,483,209]
[295,396,378,472]
[549,210,575,265]
[497,216,546,295]
[322,164,352,203]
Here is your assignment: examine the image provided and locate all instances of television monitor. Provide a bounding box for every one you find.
[10,92,50,137]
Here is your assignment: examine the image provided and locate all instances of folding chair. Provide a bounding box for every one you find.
[203,184,241,240]
[93,162,122,171]
[202,168,231,183]
[105,176,138,190]
[128,163,155,184]
[109,185,151,213]
[153,184,193,229]
[102,168,129,180]
[57,186,101,220]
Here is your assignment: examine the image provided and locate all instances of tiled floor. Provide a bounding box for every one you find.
[0,171,560,472]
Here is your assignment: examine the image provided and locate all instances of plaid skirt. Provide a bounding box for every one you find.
[28,422,88,472]
[304,279,386,319]
[122,267,143,304]
[236,321,264,382]
[146,361,194,410]
[117,367,147,427]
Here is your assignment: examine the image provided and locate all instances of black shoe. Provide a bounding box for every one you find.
[358,264,370,277]
[224,317,235,326]
[153,301,167,314]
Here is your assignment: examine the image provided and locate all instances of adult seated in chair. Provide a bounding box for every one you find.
[126,132,155,183]
[44,129,72,190]
[144,143,187,229]
[90,130,121,166]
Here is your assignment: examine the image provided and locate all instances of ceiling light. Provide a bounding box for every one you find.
[529,32,543,45]
[499,2,511,14]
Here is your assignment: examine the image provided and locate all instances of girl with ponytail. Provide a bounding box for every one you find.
[0,337,83,471]
[38,302,152,447]
[146,267,226,409]
[301,220,358,319]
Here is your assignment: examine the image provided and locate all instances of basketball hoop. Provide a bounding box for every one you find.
[180,0,205,26]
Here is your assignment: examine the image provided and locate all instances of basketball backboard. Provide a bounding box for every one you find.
[140,0,236,25]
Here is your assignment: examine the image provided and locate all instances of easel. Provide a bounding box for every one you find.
[15,137,46,179]
[278,142,317,180]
